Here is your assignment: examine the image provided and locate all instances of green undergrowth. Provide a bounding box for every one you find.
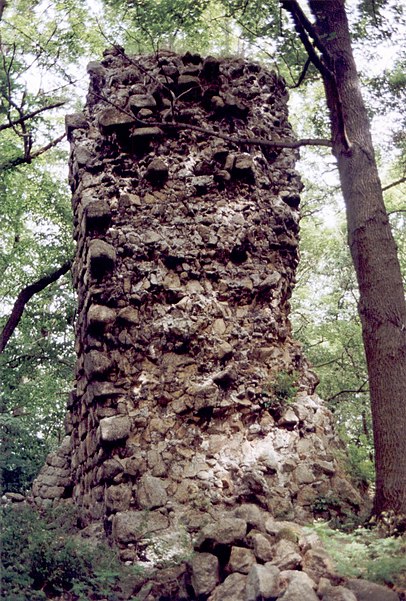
[307,521,406,589]
[0,504,143,601]
[260,370,299,414]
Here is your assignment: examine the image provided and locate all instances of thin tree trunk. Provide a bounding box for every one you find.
[306,0,406,515]
[0,260,72,353]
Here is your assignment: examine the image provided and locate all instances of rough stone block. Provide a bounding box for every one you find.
[136,474,168,509]
[207,573,246,601]
[83,350,113,379]
[345,579,399,601]
[302,548,336,584]
[196,517,247,548]
[117,306,139,324]
[279,570,317,590]
[129,94,157,111]
[246,564,280,601]
[65,113,89,141]
[227,546,256,574]
[321,585,357,601]
[191,552,219,596]
[177,75,202,100]
[84,199,111,231]
[112,510,169,544]
[87,239,116,278]
[279,580,320,601]
[87,304,116,327]
[105,484,132,512]
[130,127,163,152]
[251,532,274,562]
[97,108,134,135]
[145,158,168,185]
[99,416,130,443]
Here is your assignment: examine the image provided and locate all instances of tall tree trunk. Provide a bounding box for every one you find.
[306,0,406,514]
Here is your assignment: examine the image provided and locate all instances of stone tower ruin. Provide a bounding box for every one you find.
[33,48,361,573]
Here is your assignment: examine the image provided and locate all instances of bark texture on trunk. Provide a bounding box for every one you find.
[308,0,406,514]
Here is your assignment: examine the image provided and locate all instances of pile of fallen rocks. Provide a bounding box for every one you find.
[109,504,401,601]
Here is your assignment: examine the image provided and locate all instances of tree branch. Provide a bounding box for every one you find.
[289,56,312,89]
[0,0,7,21]
[327,380,369,403]
[0,260,72,354]
[94,89,332,150]
[382,176,406,192]
[0,101,65,132]
[153,120,332,149]
[1,133,66,170]
[280,0,332,79]
[281,0,352,152]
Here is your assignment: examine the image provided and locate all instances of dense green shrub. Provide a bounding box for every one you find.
[0,504,141,600]
[0,414,52,494]
[307,521,406,588]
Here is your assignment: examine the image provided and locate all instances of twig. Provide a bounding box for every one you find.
[382,176,406,192]
[1,133,66,170]
[0,101,65,132]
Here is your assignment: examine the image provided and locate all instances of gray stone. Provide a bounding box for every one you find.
[321,585,357,601]
[102,458,123,481]
[279,580,320,601]
[245,564,280,601]
[4,492,25,502]
[302,548,336,583]
[227,546,256,574]
[279,570,317,590]
[84,350,114,378]
[191,552,219,596]
[105,484,131,512]
[87,239,116,278]
[99,416,130,443]
[84,199,111,231]
[177,75,202,100]
[40,485,65,499]
[234,154,254,179]
[112,510,169,544]
[75,145,93,167]
[65,112,89,140]
[201,56,220,80]
[59,436,71,456]
[271,539,302,571]
[234,504,266,531]
[137,474,167,509]
[294,465,314,484]
[97,108,134,135]
[145,158,168,185]
[87,304,116,327]
[313,460,336,476]
[46,453,67,469]
[129,94,157,111]
[208,573,247,601]
[131,126,163,143]
[197,517,247,548]
[345,578,399,601]
[251,532,274,562]
[88,381,124,400]
[86,61,106,81]
[117,306,139,324]
[278,408,299,427]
